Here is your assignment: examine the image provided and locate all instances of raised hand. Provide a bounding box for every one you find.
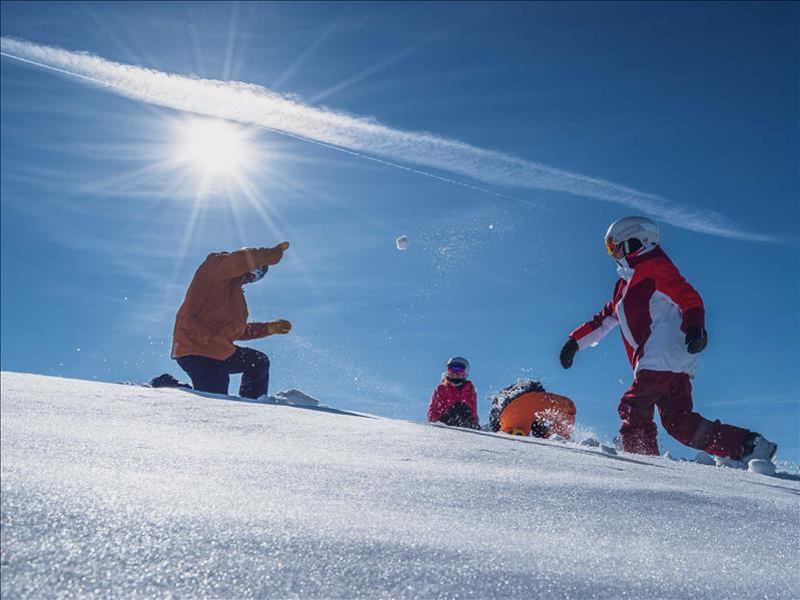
[267,319,292,335]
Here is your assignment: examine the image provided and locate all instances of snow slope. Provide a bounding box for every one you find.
[2,372,798,599]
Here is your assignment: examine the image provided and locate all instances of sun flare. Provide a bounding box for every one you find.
[163,114,284,252]
[173,117,254,178]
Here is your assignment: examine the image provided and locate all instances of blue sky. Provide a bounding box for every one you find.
[1,1,798,460]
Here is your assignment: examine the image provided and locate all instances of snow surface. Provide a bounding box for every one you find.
[2,372,798,599]
[749,460,777,476]
[269,389,321,407]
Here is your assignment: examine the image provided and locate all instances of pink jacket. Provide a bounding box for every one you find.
[569,247,705,376]
[427,380,478,423]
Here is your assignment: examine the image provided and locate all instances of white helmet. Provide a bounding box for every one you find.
[446,356,470,377]
[604,216,660,257]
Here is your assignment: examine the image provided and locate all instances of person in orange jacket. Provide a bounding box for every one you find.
[489,379,576,439]
[171,242,292,399]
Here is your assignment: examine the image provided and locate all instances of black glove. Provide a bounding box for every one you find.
[685,326,708,354]
[559,338,579,369]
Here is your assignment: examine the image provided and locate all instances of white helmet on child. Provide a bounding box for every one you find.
[604,216,660,257]
[446,356,470,377]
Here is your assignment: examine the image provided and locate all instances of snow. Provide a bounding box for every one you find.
[598,444,618,456]
[2,372,798,598]
[695,451,716,466]
[748,460,777,476]
[716,456,747,469]
[396,235,408,251]
[268,389,321,407]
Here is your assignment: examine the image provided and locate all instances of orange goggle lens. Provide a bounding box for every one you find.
[605,237,619,256]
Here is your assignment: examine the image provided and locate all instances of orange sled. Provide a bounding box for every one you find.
[499,391,576,439]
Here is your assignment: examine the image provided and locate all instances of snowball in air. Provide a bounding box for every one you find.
[396,235,408,251]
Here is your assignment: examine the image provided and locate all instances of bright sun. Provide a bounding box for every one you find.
[162,115,280,256]
[173,116,254,178]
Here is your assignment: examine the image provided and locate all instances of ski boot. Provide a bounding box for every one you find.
[740,433,777,463]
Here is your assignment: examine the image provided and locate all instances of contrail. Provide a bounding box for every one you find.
[0,36,776,242]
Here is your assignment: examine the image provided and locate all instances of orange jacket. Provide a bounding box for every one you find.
[499,392,576,439]
[171,247,285,360]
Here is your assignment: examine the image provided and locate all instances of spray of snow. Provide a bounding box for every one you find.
[0,36,779,243]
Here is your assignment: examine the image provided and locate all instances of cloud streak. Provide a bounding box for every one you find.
[0,36,776,242]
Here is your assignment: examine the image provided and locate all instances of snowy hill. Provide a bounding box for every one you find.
[2,372,798,599]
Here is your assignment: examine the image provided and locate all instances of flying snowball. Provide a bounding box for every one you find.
[396,235,408,251]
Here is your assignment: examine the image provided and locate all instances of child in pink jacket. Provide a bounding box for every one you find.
[427,357,480,430]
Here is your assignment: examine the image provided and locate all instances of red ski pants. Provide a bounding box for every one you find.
[618,370,750,459]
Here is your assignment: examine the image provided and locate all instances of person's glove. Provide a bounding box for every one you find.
[266,319,292,335]
[685,326,707,354]
[269,241,290,264]
[559,338,579,369]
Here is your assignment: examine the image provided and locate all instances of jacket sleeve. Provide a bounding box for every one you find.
[652,260,705,331]
[212,247,284,281]
[465,383,479,424]
[428,385,446,422]
[237,322,273,340]
[569,280,623,350]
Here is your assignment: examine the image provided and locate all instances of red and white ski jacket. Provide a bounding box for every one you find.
[569,247,705,376]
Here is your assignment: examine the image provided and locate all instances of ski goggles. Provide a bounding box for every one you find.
[605,236,622,257]
[447,364,467,374]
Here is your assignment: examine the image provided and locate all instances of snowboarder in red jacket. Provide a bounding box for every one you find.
[427,357,480,430]
[559,216,776,463]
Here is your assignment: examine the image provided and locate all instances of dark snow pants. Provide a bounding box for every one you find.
[176,346,269,399]
[618,370,750,459]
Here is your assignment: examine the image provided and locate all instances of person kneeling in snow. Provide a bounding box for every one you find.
[427,357,480,430]
[171,243,292,399]
[559,216,777,463]
[489,379,576,439]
